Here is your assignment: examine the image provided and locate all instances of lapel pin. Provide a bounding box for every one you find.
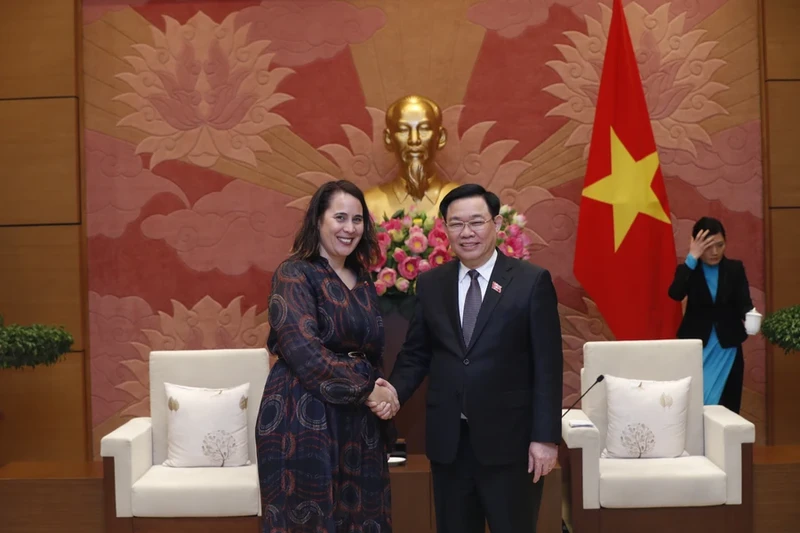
[491,281,502,293]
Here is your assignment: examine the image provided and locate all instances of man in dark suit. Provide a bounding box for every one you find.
[371,184,563,533]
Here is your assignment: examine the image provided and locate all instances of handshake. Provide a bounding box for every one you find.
[366,378,400,420]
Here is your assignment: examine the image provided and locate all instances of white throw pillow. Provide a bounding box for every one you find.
[603,374,692,459]
[163,382,251,467]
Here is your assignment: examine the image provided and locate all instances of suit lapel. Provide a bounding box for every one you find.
[466,252,514,354]
[442,261,467,354]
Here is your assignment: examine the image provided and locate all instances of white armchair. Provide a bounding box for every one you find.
[100,348,269,533]
[560,339,755,533]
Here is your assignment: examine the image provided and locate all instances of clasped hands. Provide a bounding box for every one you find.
[366,378,399,420]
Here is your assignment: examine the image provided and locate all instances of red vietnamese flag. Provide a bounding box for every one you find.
[573,0,682,340]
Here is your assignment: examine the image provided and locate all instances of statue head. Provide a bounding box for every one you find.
[384,95,447,199]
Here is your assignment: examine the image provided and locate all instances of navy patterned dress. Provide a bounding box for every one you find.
[257,257,392,533]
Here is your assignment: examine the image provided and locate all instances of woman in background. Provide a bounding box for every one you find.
[257,180,397,532]
[668,217,753,414]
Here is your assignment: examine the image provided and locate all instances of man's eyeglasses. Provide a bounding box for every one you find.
[445,218,492,233]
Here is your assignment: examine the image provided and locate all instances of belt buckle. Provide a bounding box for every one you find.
[347,351,365,359]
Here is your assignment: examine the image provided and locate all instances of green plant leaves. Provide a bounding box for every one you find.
[0,315,74,370]
[760,305,800,355]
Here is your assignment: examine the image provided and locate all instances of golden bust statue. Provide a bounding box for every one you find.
[364,95,457,220]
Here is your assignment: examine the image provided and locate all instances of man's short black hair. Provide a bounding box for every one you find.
[439,184,501,219]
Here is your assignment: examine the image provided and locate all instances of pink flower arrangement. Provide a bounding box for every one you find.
[370,203,532,298]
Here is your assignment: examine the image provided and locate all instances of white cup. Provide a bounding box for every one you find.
[745,308,762,335]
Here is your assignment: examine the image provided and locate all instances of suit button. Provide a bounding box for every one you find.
[463,358,470,366]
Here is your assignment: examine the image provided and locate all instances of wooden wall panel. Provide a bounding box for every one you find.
[767,209,800,444]
[763,0,800,80]
[766,82,800,207]
[0,1,77,99]
[763,0,800,445]
[0,353,88,463]
[0,225,84,350]
[768,209,800,311]
[0,98,80,226]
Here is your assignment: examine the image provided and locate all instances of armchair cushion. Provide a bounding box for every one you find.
[604,375,692,459]
[131,465,260,517]
[163,382,251,468]
[598,456,726,508]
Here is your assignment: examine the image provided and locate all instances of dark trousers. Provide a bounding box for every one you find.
[718,345,744,414]
[430,420,544,533]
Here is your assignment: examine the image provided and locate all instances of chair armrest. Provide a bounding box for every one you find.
[561,409,601,509]
[703,405,755,505]
[100,417,153,517]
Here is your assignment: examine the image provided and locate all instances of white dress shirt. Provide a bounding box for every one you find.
[457,249,498,324]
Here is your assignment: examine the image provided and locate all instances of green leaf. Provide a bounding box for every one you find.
[0,319,74,370]
[761,305,800,355]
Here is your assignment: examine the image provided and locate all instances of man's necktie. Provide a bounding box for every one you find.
[462,270,481,346]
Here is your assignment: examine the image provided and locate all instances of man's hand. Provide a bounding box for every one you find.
[528,442,557,483]
[366,378,399,420]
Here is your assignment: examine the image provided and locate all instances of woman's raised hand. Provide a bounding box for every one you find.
[689,229,713,260]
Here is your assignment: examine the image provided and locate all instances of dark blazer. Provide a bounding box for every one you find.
[388,251,563,466]
[667,256,753,348]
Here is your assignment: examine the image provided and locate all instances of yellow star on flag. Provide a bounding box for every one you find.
[582,127,671,251]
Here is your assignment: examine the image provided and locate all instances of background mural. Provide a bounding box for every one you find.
[83,0,765,453]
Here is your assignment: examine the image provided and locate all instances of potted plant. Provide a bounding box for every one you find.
[0,315,74,370]
[760,305,800,355]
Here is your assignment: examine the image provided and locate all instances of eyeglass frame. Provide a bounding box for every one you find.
[444,216,499,234]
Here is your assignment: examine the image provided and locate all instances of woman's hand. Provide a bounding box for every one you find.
[366,379,399,420]
[689,229,713,260]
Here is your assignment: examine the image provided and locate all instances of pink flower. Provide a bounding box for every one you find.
[402,215,412,227]
[376,231,391,251]
[374,280,387,296]
[395,277,410,292]
[392,248,407,263]
[418,259,432,273]
[520,233,533,260]
[399,256,421,280]
[427,227,449,248]
[497,230,507,240]
[405,232,428,255]
[428,247,452,267]
[408,225,424,235]
[383,219,402,231]
[378,267,397,286]
[501,237,524,258]
[512,213,526,226]
[507,224,521,238]
[433,218,446,231]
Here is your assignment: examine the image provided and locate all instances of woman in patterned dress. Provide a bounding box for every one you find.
[257,180,397,532]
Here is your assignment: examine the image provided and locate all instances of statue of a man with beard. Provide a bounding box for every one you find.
[364,95,457,220]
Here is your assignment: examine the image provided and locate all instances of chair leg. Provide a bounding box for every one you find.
[103,457,133,533]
